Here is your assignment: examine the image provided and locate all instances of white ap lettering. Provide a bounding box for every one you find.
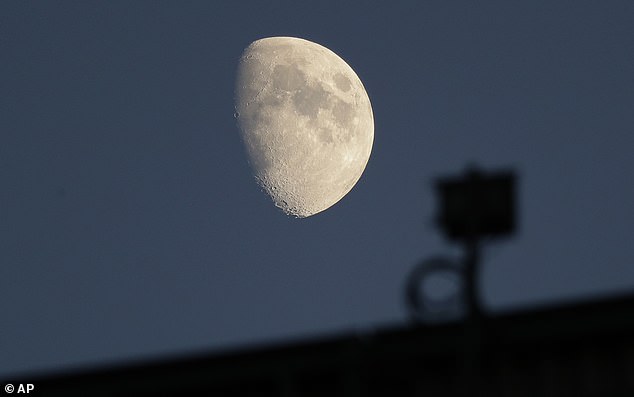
[17,384,35,393]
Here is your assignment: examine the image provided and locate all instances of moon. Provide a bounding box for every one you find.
[234,36,374,218]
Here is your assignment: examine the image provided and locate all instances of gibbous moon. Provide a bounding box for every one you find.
[234,36,374,218]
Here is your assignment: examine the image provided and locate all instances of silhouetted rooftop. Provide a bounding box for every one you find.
[10,293,634,396]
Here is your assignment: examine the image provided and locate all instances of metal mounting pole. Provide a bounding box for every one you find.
[462,236,483,396]
[465,237,482,320]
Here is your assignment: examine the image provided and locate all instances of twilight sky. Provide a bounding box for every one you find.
[1,1,633,377]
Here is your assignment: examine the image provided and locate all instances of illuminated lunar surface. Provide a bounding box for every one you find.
[234,36,374,218]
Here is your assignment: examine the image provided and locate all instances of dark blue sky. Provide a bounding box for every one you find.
[2,1,633,377]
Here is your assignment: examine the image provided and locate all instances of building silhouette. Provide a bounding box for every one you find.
[14,293,634,396]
